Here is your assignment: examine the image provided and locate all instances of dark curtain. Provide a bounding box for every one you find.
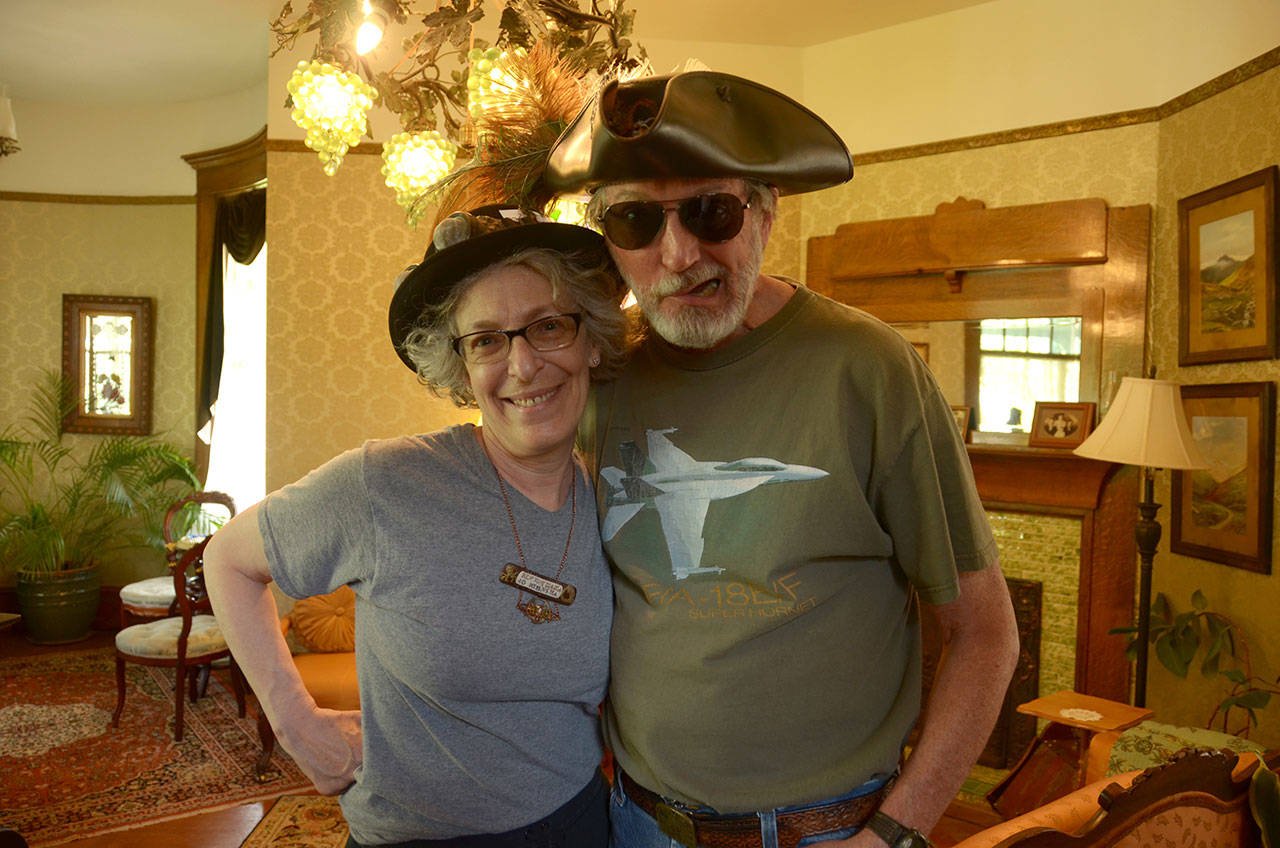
[198,188,266,431]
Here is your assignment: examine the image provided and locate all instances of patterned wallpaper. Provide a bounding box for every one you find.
[265,151,477,492]
[1147,64,1280,741]
[802,122,1159,252]
[0,199,196,586]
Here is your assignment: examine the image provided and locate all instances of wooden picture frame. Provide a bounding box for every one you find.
[61,294,155,435]
[950,406,971,442]
[1171,382,1275,574]
[1027,401,1095,448]
[1178,166,1278,365]
[911,342,930,364]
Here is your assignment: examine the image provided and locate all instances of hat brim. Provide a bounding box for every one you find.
[388,221,606,371]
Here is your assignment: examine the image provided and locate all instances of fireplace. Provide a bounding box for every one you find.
[921,577,1042,768]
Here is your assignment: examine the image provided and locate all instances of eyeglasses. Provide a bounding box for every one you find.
[451,313,583,364]
[599,193,751,250]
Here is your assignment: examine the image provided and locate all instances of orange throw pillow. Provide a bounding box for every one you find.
[288,585,356,653]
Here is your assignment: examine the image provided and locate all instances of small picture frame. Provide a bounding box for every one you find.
[61,294,155,435]
[1027,401,1095,449]
[950,406,971,442]
[912,342,930,364]
[1171,381,1275,574]
[1178,166,1278,365]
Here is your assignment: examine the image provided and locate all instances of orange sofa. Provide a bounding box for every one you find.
[953,748,1277,848]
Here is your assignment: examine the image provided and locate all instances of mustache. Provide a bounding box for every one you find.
[651,262,731,297]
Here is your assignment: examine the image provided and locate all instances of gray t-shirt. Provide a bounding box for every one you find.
[258,424,611,842]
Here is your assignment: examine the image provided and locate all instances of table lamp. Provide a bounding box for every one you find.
[1073,376,1207,707]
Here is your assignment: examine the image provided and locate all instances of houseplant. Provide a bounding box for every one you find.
[1113,590,1280,737]
[0,370,198,643]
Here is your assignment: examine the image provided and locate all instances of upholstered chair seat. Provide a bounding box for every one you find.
[115,614,226,658]
[118,576,177,619]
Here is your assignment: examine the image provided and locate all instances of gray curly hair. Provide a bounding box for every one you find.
[401,247,633,407]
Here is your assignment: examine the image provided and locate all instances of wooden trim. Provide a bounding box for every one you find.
[826,197,1108,282]
[0,191,193,205]
[184,129,267,482]
[265,137,382,155]
[974,452,1139,702]
[853,45,1280,165]
[182,126,269,175]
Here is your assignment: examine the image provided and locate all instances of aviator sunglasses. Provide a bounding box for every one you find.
[599,193,751,251]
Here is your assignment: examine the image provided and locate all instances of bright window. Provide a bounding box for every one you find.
[201,244,266,510]
[977,317,1081,432]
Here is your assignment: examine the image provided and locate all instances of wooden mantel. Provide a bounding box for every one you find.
[808,196,1151,704]
[968,447,1139,702]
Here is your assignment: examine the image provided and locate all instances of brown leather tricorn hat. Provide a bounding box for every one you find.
[545,71,852,195]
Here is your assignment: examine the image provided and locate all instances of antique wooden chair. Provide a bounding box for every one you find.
[953,747,1276,848]
[118,491,236,627]
[112,535,246,741]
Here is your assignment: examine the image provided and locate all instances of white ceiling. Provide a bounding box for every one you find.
[0,0,996,105]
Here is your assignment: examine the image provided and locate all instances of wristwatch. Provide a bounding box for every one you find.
[864,810,933,848]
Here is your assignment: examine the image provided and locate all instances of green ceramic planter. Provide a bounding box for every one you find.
[15,566,102,645]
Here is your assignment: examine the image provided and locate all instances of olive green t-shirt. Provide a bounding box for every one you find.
[581,284,998,813]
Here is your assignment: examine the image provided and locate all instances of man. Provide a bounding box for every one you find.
[545,71,1020,848]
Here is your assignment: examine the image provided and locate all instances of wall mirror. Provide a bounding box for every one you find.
[806,197,1151,447]
[61,294,155,435]
[891,315,1088,438]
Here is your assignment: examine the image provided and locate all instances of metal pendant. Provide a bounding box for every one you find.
[517,597,560,624]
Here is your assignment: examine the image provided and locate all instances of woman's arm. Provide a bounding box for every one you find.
[204,504,363,795]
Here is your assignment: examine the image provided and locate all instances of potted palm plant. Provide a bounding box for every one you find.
[0,370,198,643]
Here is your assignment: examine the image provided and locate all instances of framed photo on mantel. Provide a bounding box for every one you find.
[1178,166,1278,365]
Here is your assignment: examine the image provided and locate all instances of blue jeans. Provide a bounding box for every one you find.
[608,774,888,848]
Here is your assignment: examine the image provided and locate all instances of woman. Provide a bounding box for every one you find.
[204,205,630,847]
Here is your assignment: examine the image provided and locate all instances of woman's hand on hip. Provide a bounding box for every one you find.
[278,708,364,795]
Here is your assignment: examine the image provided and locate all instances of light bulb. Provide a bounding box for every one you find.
[355,18,384,54]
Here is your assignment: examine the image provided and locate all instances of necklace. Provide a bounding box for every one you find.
[495,468,576,624]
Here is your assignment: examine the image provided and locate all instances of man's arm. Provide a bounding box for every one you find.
[839,561,1019,846]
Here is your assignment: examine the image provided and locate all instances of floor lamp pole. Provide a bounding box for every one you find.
[1133,469,1162,708]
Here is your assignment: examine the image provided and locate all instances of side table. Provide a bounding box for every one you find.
[986,690,1153,819]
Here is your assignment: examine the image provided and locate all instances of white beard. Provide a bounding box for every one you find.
[630,223,765,350]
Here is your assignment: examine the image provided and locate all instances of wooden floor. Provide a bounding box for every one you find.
[2,626,1000,848]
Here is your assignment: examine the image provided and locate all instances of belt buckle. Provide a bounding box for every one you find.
[654,802,698,847]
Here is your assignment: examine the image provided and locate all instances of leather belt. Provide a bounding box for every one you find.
[619,770,888,848]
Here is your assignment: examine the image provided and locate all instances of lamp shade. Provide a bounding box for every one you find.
[1073,377,1207,469]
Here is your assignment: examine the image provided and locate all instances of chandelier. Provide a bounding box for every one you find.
[271,0,646,223]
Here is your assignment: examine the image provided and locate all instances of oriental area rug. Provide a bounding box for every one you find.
[0,645,311,847]
[240,795,348,848]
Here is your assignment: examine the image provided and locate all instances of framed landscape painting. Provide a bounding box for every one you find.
[1171,382,1275,574]
[1178,166,1278,365]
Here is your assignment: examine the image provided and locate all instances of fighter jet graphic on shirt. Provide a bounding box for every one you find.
[600,428,829,581]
